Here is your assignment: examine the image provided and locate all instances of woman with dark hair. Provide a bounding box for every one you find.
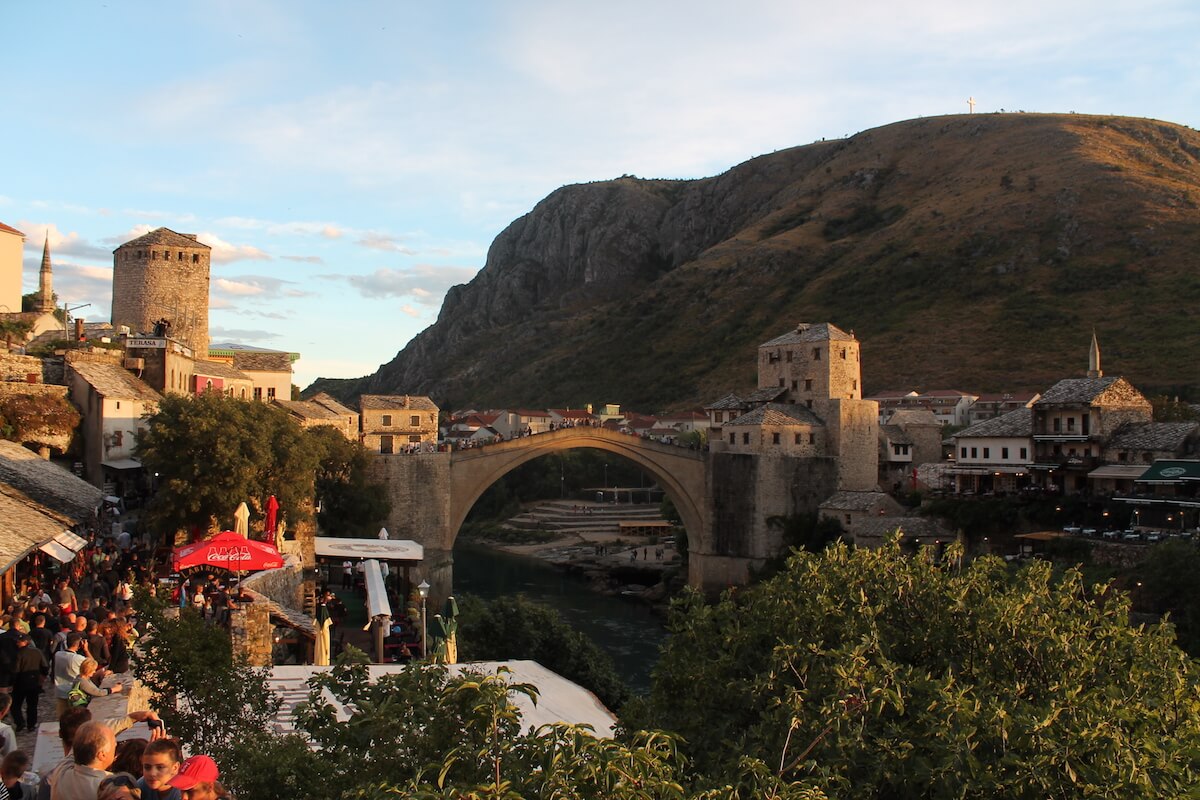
[112,738,148,779]
[98,773,142,800]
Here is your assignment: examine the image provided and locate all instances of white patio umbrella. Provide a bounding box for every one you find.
[234,502,250,537]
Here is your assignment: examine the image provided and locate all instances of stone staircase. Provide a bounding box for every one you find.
[504,499,670,541]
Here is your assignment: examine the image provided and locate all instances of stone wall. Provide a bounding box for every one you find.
[367,452,452,549]
[706,452,838,560]
[0,353,50,383]
[828,398,880,490]
[242,563,306,610]
[229,601,272,667]
[0,382,67,399]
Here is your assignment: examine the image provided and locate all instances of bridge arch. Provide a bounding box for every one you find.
[448,428,709,554]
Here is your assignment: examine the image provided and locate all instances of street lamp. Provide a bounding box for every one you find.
[417,580,430,660]
[603,463,608,489]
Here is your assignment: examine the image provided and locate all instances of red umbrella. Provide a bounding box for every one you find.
[172,531,284,573]
[265,495,279,537]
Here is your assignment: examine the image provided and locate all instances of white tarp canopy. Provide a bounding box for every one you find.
[101,458,142,470]
[363,559,392,619]
[55,531,88,551]
[313,537,423,561]
[38,540,75,563]
[266,661,617,739]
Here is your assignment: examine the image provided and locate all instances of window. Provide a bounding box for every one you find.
[380,435,394,454]
[772,432,781,445]
[791,380,798,390]
[786,351,793,363]
[241,389,247,399]
[808,433,815,444]
[795,433,802,444]
[893,444,902,456]
[840,348,847,360]
[1118,451,1128,462]
[806,400,813,409]
[1053,418,1061,432]
[852,379,858,390]
[152,250,158,260]
[192,254,200,263]
[742,432,750,445]
[812,348,821,361]
[113,430,123,447]
[778,378,784,387]
[1001,447,1009,459]
[1066,417,1075,431]
[729,433,735,444]
[254,388,263,400]
[1019,447,1027,459]
[983,447,990,459]
[267,388,276,400]
[205,379,213,392]
[116,401,121,410]
[178,252,184,260]
[411,415,420,426]
[961,447,967,458]
[805,379,813,391]
[845,514,852,526]
[970,447,977,458]
[409,435,421,443]
[382,414,392,426]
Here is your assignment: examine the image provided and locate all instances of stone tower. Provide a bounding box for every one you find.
[37,234,55,313]
[111,227,211,354]
[756,322,878,490]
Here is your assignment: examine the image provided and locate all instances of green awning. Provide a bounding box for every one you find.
[1136,460,1200,484]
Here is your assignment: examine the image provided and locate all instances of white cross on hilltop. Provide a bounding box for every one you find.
[968,96,976,114]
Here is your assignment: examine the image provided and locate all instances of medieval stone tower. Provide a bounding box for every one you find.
[111,227,211,354]
[756,322,877,490]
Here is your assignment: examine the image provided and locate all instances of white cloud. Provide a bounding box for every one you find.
[356,231,415,254]
[196,232,272,264]
[16,221,111,261]
[214,278,264,296]
[321,264,478,303]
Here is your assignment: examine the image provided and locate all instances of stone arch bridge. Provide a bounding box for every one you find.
[367,427,839,598]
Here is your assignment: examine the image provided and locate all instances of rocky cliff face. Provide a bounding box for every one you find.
[316,113,1200,410]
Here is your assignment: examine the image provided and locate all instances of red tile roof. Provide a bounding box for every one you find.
[0,222,24,237]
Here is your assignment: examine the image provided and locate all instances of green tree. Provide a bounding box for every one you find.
[133,593,280,765]
[456,594,630,710]
[136,393,321,538]
[627,537,1200,798]
[309,425,391,537]
[1135,539,1200,656]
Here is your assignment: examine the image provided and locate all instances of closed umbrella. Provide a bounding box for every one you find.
[265,495,279,538]
[314,600,332,666]
[234,502,250,537]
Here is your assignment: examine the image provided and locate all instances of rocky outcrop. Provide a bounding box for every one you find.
[312,113,1200,410]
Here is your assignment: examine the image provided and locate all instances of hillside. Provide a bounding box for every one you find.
[310,113,1200,411]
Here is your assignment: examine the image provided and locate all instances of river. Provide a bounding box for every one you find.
[453,543,667,694]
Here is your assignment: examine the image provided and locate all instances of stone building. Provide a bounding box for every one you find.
[193,359,255,399]
[721,403,825,457]
[0,222,24,313]
[1030,377,1153,493]
[66,358,161,491]
[360,395,439,453]
[948,407,1034,494]
[275,392,359,440]
[878,407,943,489]
[111,228,212,355]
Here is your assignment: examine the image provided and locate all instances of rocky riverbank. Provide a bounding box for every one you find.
[462,499,686,606]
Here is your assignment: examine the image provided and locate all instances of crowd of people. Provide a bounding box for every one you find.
[0,528,236,800]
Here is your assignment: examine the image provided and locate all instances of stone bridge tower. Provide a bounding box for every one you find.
[112,227,211,354]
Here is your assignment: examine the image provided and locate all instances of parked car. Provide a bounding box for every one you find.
[1145,531,1163,543]
[1081,527,1098,537]
[1122,531,1142,542]
[1101,529,1120,540]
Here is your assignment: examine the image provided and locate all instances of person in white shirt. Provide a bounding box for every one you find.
[52,634,88,719]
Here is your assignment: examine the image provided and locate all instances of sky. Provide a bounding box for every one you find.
[3,1,1198,388]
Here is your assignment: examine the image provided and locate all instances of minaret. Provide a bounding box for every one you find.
[37,234,54,314]
[1087,331,1102,378]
